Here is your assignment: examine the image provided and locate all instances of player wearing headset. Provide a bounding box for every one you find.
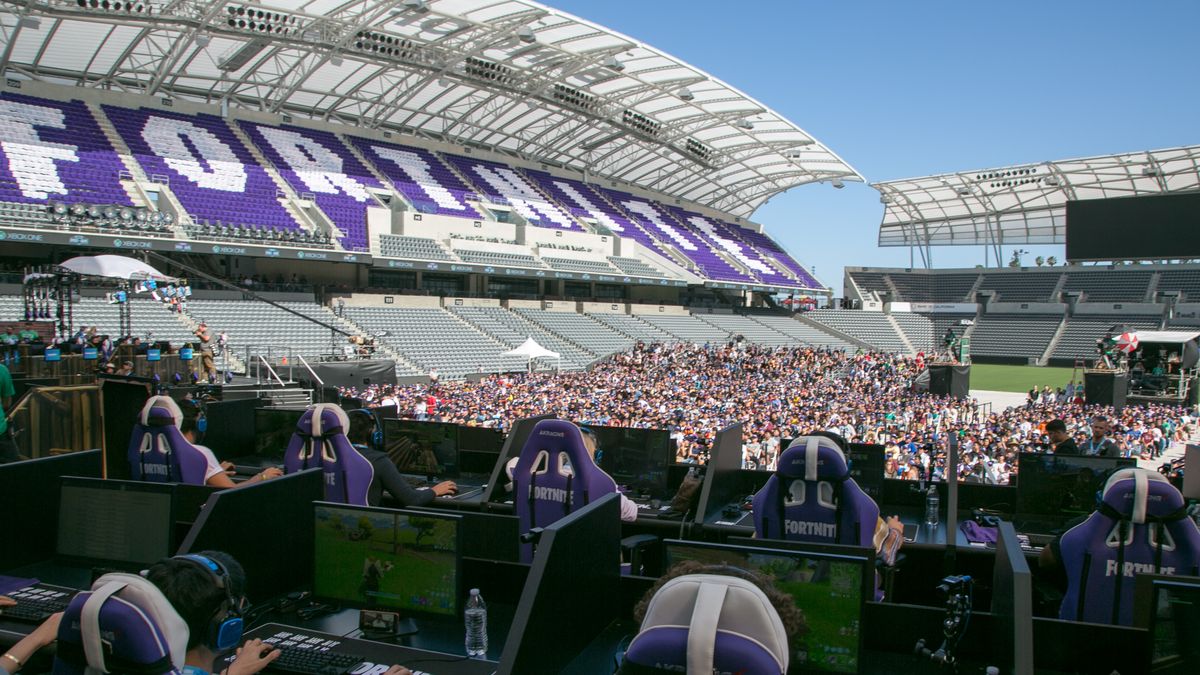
[345,409,456,507]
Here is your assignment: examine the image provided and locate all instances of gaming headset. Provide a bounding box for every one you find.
[348,408,383,449]
[174,554,244,651]
[181,399,208,442]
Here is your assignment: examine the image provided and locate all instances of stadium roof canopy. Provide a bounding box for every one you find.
[873,144,1200,253]
[0,0,862,219]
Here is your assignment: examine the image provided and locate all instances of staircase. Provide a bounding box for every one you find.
[226,121,319,235]
[86,102,157,210]
[886,313,916,355]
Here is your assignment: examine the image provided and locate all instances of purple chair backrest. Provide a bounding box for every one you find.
[127,396,209,485]
[53,573,188,675]
[752,436,880,549]
[621,573,789,675]
[512,419,616,563]
[283,404,374,506]
[1058,468,1200,625]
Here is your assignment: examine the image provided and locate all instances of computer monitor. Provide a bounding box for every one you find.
[662,540,869,674]
[252,408,305,460]
[845,442,886,501]
[457,426,504,474]
[178,468,323,602]
[313,503,462,630]
[589,425,672,497]
[1134,574,1200,673]
[484,414,552,506]
[382,420,460,478]
[57,477,174,566]
[1183,445,1200,500]
[696,423,744,523]
[991,521,1035,674]
[1015,452,1136,519]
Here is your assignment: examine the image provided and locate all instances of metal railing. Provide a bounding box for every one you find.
[257,354,286,388]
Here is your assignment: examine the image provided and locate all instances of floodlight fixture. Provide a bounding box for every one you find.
[831,179,845,189]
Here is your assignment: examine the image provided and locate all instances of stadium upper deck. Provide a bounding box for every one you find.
[0,0,861,295]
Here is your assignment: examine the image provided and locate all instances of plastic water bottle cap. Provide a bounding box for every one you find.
[470,588,480,596]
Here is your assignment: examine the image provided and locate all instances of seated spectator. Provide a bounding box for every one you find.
[345,410,455,506]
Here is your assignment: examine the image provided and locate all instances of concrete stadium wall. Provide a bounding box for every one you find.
[442,296,500,308]
[1073,302,1164,316]
[629,303,689,316]
[984,302,1066,314]
[342,294,441,308]
[579,302,627,314]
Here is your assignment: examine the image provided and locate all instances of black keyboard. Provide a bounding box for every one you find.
[2,586,74,623]
[258,631,363,675]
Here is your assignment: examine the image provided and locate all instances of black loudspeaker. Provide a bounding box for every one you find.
[929,364,971,399]
[1084,370,1128,409]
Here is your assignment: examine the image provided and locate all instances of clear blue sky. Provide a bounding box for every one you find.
[548,0,1200,294]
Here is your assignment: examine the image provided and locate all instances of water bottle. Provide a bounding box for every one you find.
[464,588,488,658]
[925,485,940,527]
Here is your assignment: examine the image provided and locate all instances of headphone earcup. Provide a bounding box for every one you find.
[372,428,383,448]
[196,414,207,433]
[212,615,243,651]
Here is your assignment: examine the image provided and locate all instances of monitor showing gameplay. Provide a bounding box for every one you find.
[589,425,672,497]
[1015,452,1135,519]
[253,408,305,459]
[313,503,461,618]
[664,540,867,673]
[382,420,460,477]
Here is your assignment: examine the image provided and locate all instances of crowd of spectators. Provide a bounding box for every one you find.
[340,342,1197,485]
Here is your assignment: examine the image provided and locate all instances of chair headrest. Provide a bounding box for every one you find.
[1100,468,1184,524]
[776,436,848,482]
[298,403,350,438]
[518,419,594,471]
[59,573,189,673]
[139,396,183,429]
[624,573,789,675]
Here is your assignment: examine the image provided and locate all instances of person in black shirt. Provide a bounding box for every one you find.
[1046,418,1079,456]
[346,409,456,507]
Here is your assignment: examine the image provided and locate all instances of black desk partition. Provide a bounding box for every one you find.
[100,379,154,479]
[992,521,1034,674]
[498,493,621,675]
[178,468,323,602]
[695,422,743,525]
[201,397,260,460]
[0,450,102,570]
[482,414,552,508]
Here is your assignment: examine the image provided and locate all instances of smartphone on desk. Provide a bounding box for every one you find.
[903,522,920,543]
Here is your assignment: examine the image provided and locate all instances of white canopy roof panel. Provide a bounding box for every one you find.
[0,0,862,218]
[873,145,1200,248]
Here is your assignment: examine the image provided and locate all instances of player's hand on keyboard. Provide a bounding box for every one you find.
[255,467,284,482]
[383,667,412,675]
[0,596,15,609]
[432,481,457,497]
[229,638,281,675]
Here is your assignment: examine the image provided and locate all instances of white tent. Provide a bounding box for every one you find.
[503,338,560,370]
[59,255,177,281]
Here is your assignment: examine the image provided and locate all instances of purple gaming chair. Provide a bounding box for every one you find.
[752,436,880,549]
[620,573,790,675]
[512,419,617,563]
[128,396,209,485]
[53,573,189,675]
[1058,468,1200,626]
[283,403,374,506]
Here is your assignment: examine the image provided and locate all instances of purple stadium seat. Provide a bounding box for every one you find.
[102,105,303,235]
[346,135,482,220]
[284,404,374,506]
[1058,468,1200,626]
[620,573,790,675]
[511,419,617,563]
[664,206,796,286]
[238,122,382,251]
[128,396,209,485]
[441,153,580,230]
[0,93,132,207]
[752,436,880,549]
[53,573,188,675]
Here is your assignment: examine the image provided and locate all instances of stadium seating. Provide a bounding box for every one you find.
[967,313,1062,359]
[0,92,132,207]
[441,153,580,230]
[538,256,619,274]
[664,206,795,287]
[103,105,304,236]
[1050,316,1162,361]
[185,299,350,362]
[724,225,820,289]
[803,309,908,352]
[637,314,731,344]
[847,271,891,298]
[511,309,634,356]
[977,271,1061,303]
[449,306,595,369]
[886,273,978,303]
[377,234,454,260]
[346,134,482,219]
[695,313,793,347]
[343,306,528,378]
[601,189,754,283]
[584,313,676,342]
[608,256,667,278]
[237,121,381,251]
[749,315,857,350]
[453,248,545,268]
[1157,269,1200,302]
[891,312,975,354]
[1061,271,1151,303]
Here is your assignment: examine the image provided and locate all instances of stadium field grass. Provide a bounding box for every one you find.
[969,364,1076,393]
